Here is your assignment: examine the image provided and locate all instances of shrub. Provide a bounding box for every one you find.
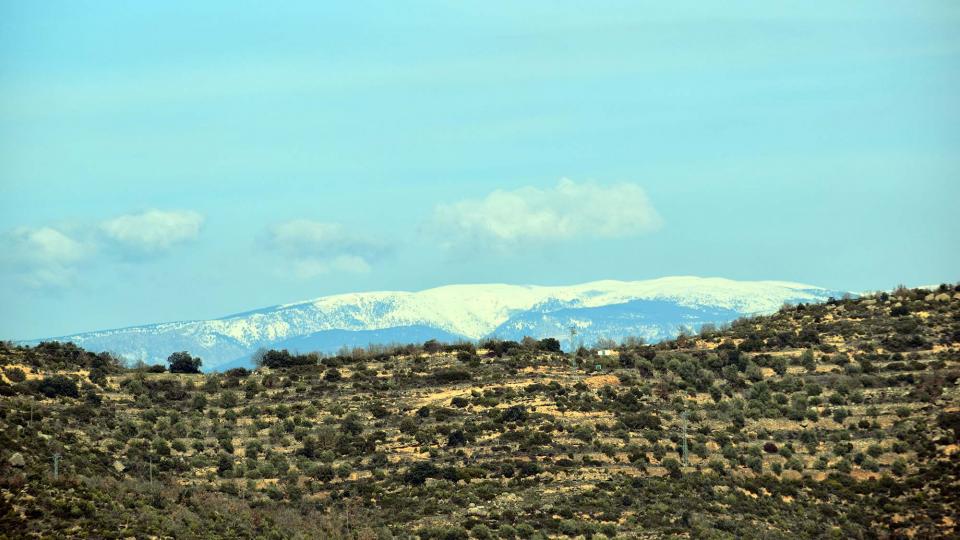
[370,404,390,419]
[340,413,364,435]
[447,430,467,447]
[313,464,335,482]
[708,458,725,474]
[620,412,661,431]
[220,391,239,408]
[404,462,440,486]
[939,411,960,441]
[89,368,108,387]
[662,458,682,478]
[498,405,528,424]
[399,418,418,435]
[27,375,79,398]
[5,368,26,383]
[471,524,494,539]
[432,368,472,383]
[572,426,594,443]
[217,454,234,477]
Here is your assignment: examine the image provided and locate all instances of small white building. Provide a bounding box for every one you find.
[597,349,619,357]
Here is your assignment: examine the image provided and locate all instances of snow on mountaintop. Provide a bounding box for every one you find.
[258,276,829,340]
[26,276,839,368]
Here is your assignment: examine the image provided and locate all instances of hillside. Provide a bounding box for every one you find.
[1,284,958,538]
[19,276,844,370]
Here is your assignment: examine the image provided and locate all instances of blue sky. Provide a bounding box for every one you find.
[1,1,958,339]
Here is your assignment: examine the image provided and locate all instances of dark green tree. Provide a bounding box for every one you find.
[167,351,202,374]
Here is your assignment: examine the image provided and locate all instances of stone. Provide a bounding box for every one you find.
[8,452,25,467]
[934,293,951,302]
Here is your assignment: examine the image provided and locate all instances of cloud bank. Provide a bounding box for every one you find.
[100,209,204,255]
[0,226,93,288]
[1,209,204,289]
[265,220,388,278]
[428,178,662,252]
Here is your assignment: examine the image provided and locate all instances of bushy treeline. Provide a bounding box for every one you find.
[0,340,124,375]
[246,336,563,371]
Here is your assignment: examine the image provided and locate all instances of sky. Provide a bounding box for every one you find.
[1,1,958,339]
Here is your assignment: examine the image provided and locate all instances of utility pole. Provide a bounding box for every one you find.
[681,411,689,466]
[52,453,60,480]
[569,326,578,370]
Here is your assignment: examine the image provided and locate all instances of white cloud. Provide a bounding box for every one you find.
[0,226,93,288]
[100,209,204,255]
[265,220,386,277]
[428,178,663,251]
[1,208,205,290]
[290,255,373,279]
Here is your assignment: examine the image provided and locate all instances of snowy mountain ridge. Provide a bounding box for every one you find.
[22,276,846,369]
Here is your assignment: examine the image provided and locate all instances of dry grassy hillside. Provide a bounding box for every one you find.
[1,285,958,539]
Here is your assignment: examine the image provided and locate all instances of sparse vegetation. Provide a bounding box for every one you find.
[1,284,958,538]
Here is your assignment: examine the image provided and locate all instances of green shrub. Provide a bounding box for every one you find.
[432,368,472,383]
[662,458,682,478]
[27,375,79,398]
[5,367,26,383]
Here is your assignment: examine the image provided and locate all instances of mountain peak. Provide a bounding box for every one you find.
[22,276,845,369]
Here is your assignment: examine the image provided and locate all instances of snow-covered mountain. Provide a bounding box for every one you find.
[21,276,847,370]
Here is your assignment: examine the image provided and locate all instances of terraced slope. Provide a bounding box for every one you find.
[0,284,957,538]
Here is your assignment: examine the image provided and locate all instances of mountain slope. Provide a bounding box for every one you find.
[2,284,957,538]
[490,299,742,344]
[21,276,846,369]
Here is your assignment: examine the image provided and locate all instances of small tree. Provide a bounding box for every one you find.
[801,348,816,371]
[537,338,562,353]
[167,351,202,374]
[423,339,443,353]
[662,457,682,479]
